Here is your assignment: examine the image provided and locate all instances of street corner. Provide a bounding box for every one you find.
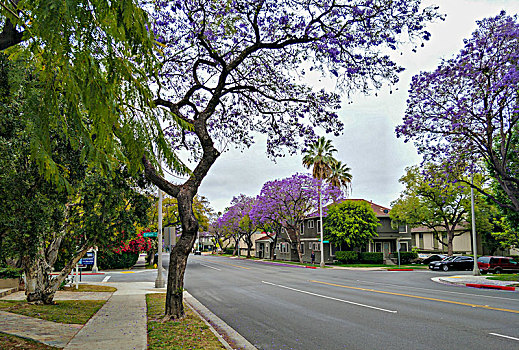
[431,275,519,291]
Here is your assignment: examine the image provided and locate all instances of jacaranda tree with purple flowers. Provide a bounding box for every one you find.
[141,0,441,318]
[396,12,519,212]
[217,194,258,258]
[251,173,341,263]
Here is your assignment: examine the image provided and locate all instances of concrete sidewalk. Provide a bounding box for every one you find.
[64,282,165,350]
[433,275,519,291]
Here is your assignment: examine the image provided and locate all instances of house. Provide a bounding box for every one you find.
[255,232,276,259]
[411,226,514,256]
[271,199,412,264]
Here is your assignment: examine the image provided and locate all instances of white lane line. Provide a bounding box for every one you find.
[102,276,111,282]
[200,263,221,271]
[489,333,519,341]
[262,281,397,314]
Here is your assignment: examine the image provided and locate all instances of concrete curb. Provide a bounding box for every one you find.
[432,276,519,292]
[184,291,257,350]
[0,287,19,298]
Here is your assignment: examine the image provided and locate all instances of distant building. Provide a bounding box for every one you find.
[263,199,411,264]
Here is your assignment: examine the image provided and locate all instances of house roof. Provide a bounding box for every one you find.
[255,232,276,242]
[306,199,391,219]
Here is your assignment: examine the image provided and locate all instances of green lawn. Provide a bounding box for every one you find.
[0,300,105,324]
[486,274,519,282]
[0,332,57,349]
[61,284,116,292]
[146,293,225,350]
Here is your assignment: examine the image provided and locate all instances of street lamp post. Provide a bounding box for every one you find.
[319,188,325,268]
[470,175,481,276]
[155,159,165,288]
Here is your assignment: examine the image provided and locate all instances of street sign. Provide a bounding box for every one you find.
[318,240,330,243]
[79,257,94,265]
[143,231,158,238]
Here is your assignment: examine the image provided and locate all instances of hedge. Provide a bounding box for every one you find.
[335,251,358,264]
[0,267,23,279]
[223,247,235,255]
[98,251,139,270]
[390,251,418,264]
[359,252,384,264]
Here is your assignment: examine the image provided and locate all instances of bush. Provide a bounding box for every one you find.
[0,267,23,279]
[390,251,418,264]
[98,251,139,270]
[223,247,235,255]
[360,252,383,264]
[335,251,359,264]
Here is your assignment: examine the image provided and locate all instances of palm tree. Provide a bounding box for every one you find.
[328,160,353,196]
[302,137,337,180]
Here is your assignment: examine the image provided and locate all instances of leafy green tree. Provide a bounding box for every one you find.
[303,137,337,181]
[0,0,178,187]
[328,160,353,195]
[390,165,491,255]
[0,55,150,304]
[324,201,379,249]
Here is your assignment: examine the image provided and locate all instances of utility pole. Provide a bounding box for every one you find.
[471,175,481,276]
[155,158,165,288]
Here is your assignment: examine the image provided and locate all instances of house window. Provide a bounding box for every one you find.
[300,222,304,235]
[317,220,321,234]
[309,242,320,251]
[280,243,289,253]
[375,242,382,252]
[398,224,407,233]
[300,243,305,254]
[276,243,281,251]
[399,242,408,252]
[308,220,314,228]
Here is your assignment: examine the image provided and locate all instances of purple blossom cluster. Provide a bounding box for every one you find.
[148,0,440,160]
[396,12,519,211]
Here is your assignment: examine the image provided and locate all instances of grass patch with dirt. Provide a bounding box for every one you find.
[0,332,57,349]
[486,274,519,282]
[0,300,105,324]
[60,284,117,292]
[146,293,225,350]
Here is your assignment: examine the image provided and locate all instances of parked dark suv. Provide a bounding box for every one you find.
[477,256,519,274]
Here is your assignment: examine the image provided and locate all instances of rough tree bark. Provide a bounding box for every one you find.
[143,120,221,319]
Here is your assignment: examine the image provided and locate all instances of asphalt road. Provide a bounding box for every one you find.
[81,254,519,350]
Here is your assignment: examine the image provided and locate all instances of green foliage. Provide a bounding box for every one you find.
[223,247,235,255]
[0,267,23,279]
[335,251,358,264]
[324,200,379,249]
[0,0,184,187]
[97,251,139,270]
[390,251,418,264]
[359,252,384,264]
[390,164,492,253]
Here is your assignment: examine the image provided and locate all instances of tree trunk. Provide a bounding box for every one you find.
[23,256,56,304]
[245,235,252,258]
[447,230,454,256]
[295,235,303,264]
[164,191,198,320]
[23,242,91,305]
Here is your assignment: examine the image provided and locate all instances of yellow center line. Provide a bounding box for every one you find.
[310,280,519,314]
[202,259,250,270]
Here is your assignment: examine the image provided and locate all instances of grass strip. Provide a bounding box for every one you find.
[0,331,57,349]
[146,293,225,350]
[60,284,117,292]
[486,274,519,282]
[0,300,105,324]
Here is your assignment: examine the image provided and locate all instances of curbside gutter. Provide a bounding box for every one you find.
[184,291,257,350]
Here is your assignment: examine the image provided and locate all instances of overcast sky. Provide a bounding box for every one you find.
[166,0,519,214]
